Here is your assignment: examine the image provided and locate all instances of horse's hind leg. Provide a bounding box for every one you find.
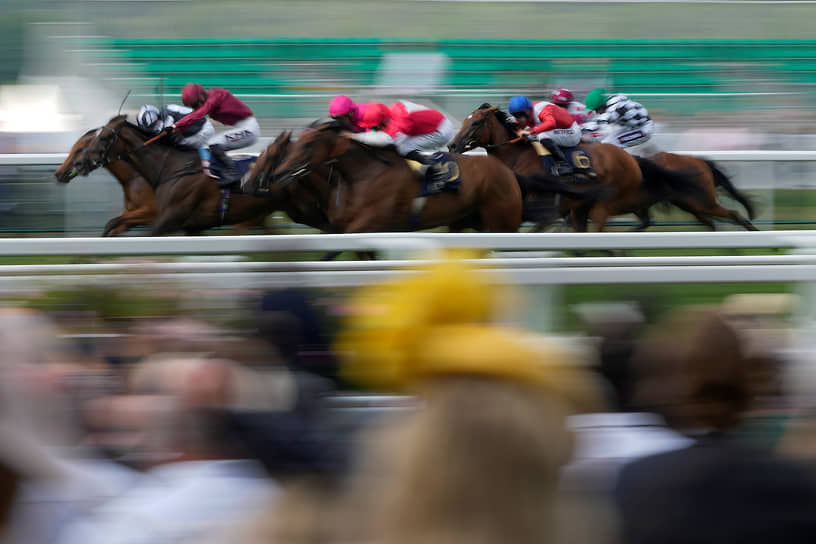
[632,209,653,231]
[693,202,758,231]
[102,215,124,237]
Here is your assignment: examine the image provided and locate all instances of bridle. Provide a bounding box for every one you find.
[457,109,523,152]
[81,122,198,188]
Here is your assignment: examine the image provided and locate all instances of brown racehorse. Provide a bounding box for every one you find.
[78,115,284,236]
[55,128,156,236]
[647,152,756,230]
[451,104,756,231]
[270,123,602,233]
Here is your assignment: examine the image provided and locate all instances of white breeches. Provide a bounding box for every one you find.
[394,118,455,155]
[208,116,261,151]
[179,120,215,149]
[535,121,582,147]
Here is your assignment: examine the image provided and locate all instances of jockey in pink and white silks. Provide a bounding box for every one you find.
[328,95,369,133]
[581,89,656,154]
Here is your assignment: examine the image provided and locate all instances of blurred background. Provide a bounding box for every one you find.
[2,0,816,233]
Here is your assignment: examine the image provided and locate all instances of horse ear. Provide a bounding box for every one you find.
[479,103,492,109]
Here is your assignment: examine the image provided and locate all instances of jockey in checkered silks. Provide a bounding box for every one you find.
[581,89,657,155]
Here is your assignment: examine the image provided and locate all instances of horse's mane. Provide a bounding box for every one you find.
[490,106,519,140]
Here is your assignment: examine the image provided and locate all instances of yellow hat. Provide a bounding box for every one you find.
[336,252,601,412]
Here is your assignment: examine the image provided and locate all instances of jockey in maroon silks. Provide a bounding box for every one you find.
[173,83,260,185]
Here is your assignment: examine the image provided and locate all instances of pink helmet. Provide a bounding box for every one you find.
[358,102,391,129]
[550,88,574,106]
[182,83,206,107]
[329,95,356,118]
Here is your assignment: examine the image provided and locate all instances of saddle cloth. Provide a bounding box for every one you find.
[208,153,258,187]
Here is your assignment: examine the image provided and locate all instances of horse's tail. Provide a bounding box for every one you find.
[515,172,606,201]
[703,159,755,219]
[636,156,702,201]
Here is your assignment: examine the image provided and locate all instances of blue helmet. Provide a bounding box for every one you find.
[508,95,533,114]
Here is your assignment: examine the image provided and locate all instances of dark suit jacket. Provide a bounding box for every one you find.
[616,435,816,544]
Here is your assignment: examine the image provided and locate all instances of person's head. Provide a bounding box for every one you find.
[584,88,609,113]
[508,95,534,125]
[633,306,753,433]
[181,83,208,109]
[137,105,163,133]
[358,102,391,131]
[550,88,574,108]
[329,95,356,125]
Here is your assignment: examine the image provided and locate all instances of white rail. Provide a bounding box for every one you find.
[0,231,812,256]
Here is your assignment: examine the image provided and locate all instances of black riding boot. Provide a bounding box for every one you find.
[210,144,239,186]
[405,150,432,165]
[540,138,573,176]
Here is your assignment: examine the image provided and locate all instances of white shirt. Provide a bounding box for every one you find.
[56,459,278,544]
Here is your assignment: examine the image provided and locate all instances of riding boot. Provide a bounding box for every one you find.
[210,144,239,186]
[540,138,574,177]
[405,150,432,165]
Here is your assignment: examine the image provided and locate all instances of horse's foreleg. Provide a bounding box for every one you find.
[587,203,611,233]
[102,215,124,237]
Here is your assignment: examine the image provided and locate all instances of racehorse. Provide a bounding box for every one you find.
[77,115,280,236]
[270,123,599,233]
[451,104,756,231]
[55,128,156,236]
[648,152,756,231]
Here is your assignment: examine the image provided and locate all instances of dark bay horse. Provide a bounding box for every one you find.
[55,128,156,236]
[78,115,282,236]
[270,124,531,233]
[451,104,756,231]
[648,152,756,231]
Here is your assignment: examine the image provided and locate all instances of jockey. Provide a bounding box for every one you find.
[508,95,581,177]
[348,102,453,188]
[348,102,395,146]
[581,88,654,151]
[329,95,368,133]
[550,88,591,124]
[173,83,260,185]
[136,104,214,149]
[383,100,455,164]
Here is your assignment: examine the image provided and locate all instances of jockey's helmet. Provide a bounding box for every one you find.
[508,95,533,115]
[182,83,207,108]
[137,105,162,132]
[358,102,391,129]
[584,88,608,111]
[550,89,574,106]
[329,95,355,118]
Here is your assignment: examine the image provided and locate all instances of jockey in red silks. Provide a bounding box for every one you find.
[550,88,592,125]
[346,102,395,146]
[508,95,581,177]
[383,100,455,164]
[328,95,369,133]
[174,83,260,185]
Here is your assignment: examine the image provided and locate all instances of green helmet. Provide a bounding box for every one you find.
[585,88,608,111]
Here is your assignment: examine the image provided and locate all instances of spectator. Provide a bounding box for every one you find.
[616,306,816,544]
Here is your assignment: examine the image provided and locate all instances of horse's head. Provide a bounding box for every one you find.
[54,128,100,183]
[79,115,134,173]
[274,123,345,187]
[450,104,516,153]
[242,130,292,193]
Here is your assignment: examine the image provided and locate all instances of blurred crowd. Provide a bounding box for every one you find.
[1,255,816,544]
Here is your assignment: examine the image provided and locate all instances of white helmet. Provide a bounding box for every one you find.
[137,105,163,133]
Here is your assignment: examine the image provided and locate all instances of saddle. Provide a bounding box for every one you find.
[206,153,258,188]
[405,152,462,197]
[559,147,597,182]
